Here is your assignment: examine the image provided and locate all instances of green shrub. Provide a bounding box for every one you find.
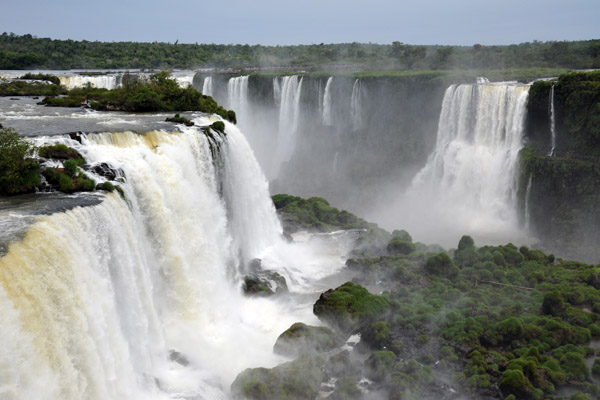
[99,181,115,192]
[58,173,75,192]
[424,252,458,278]
[387,238,415,255]
[0,127,40,195]
[63,159,78,177]
[210,121,226,133]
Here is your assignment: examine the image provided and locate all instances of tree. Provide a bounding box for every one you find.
[0,127,40,195]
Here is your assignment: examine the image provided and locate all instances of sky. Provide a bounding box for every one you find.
[1,0,599,46]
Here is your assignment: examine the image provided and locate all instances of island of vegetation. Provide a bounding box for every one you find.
[232,194,600,400]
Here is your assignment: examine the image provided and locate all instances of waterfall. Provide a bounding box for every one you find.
[273,77,281,104]
[218,121,283,266]
[350,79,363,130]
[227,76,249,125]
[59,74,121,90]
[0,124,310,399]
[403,82,530,245]
[173,72,195,88]
[275,75,303,174]
[322,77,333,125]
[202,76,213,96]
[548,84,556,156]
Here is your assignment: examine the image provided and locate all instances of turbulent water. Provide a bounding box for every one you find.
[0,115,357,399]
[393,82,531,246]
[202,76,213,97]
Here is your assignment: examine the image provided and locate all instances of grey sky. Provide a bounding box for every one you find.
[1,0,598,45]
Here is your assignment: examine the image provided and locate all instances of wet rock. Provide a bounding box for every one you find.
[168,350,189,366]
[242,259,288,296]
[91,162,122,181]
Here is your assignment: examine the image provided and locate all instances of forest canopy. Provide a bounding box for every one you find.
[0,33,599,71]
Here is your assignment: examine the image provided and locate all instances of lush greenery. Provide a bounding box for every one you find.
[0,127,40,195]
[272,194,372,232]
[1,33,599,71]
[165,113,194,126]
[236,196,600,399]
[0,77,66,96]
[40,72,236,120]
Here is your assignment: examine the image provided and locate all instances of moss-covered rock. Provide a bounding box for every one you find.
[313,282,390,332]
[231,355,324,400]
[273,322,344,357]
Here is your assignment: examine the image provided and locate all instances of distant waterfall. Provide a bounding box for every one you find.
[404,82,530,245]
[59,74,121,90]
[548,84,556,156]
[228,76,249,125]
[275,75,303,173]
[173,73,195,88]
[202,76,213,96]
[273,77,281,104]
[322,77,333,125]
[350,79,363,130]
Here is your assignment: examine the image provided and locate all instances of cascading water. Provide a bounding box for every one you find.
[202,76,213,96]
[275,75,303,175]
[218,121,283,266]
[59,74,121,90]
[273,77,281,104]
[0,119,356,400]
[397,81,531,246]
[322,77,333,126]
[548,84,556,156]
[350,79,363,130]
[227,76,249,126]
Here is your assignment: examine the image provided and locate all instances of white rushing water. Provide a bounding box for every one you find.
[350,79,363,130]
[548,84,556,156]
[275,75,303,175]
[202,76,213,97]
[59,74,121,90]
[227,76,249,126]
[0,120,355,400]
[396,82,531,246]
[321,77,333,126]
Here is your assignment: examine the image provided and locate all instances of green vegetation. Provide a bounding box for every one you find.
[272,194,370,232]
[0,127,40,195]
[0,77,66,96]
[210,121,226,133]
[19,73,60,85]
[273,322,343,357]
[257,195,600,399]
[313,281,390,332]
[39,72,236,121]
[165,113,194,126]
[1,33,599,71]
[231,355,325,400]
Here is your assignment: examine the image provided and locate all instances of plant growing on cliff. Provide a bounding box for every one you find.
[0,127,40,195]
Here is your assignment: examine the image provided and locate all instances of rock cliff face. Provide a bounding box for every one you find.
[521,71,600,262]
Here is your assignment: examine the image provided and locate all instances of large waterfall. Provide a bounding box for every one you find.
[396,82,530,246]
[0,120,351,399]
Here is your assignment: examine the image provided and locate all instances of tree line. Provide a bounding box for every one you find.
[0,33,599,71]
